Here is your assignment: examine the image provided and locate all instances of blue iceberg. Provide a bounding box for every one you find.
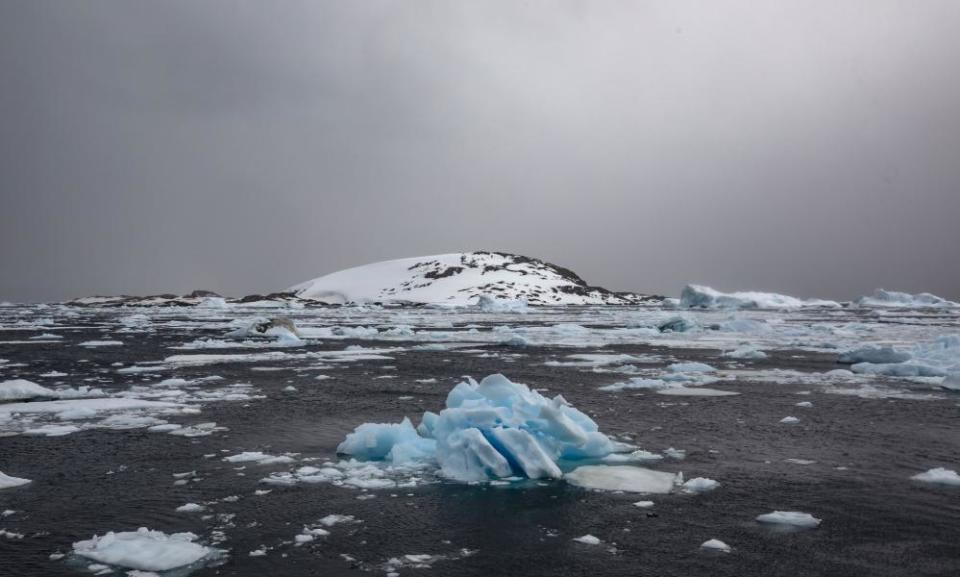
[336,374,623,482]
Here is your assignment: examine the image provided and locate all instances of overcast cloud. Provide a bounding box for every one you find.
[2,1,959,302]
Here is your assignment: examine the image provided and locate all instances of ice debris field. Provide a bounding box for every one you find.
[1,284,959,577]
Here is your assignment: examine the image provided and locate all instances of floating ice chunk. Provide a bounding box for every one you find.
[657,388,739,397]
[839,345,911,365]
[175,503,206,513]
[855,289,958,308]
[337,418,436,464]
[498,335,528,347]
[565,465,677,493]
[680,285,839,310]
[603,450,663,464]
[0,471,31,489]
[755,511,821,528]
[664,448,685,460]
[657,316,696,333]
[700,539,731,552]
[910,467,960,486]
[475,295,528,313]
[0,379,57,401]
[779,416,799,424]
[572,534,601,545]
[318,514,356,526]
[79,340,124,347]
[72,528,219,571]
[723,346,768,360]
[225,317,303,346]
[682,477,720,494]
[795,401,813,408]
[223,452,295,465]
[30,333,63,340]
[24,424,82,436]
[599,378,671,392]
[632,500,654,508]
[668,362,716,373]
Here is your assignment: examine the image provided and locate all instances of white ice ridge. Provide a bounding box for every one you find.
[679,284,840,310]
[336,374,630,482]
[72,527,220,572]
[855,289,958,308]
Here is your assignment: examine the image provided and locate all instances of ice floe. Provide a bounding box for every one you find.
[910,467,960,486]
[0,471,31,489]
[564,465,677,493]
[755,511,821,528]
[71,528,221,572]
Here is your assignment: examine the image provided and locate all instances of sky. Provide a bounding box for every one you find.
[2,1,959,303]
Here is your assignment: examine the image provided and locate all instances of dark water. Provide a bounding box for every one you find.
[2,320,959,577]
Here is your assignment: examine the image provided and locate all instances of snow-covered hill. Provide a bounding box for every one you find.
[289,252,655,305]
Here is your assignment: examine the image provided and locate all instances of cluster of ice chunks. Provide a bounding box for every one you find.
[336,374,620,482]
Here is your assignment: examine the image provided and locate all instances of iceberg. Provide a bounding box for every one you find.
[679,284,839,310]
[336,374,626,482]
[0,379,57,401]
[855,289,958,308]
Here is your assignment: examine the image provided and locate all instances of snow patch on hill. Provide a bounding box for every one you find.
[290,252,653,305]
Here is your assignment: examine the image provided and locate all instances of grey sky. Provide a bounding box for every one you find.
[2,1,959,302]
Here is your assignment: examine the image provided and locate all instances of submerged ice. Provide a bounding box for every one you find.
[337,374,625,482]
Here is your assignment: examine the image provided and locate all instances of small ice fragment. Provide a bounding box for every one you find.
[573,534,601,545]
[700,538,731,552]
[755,511,821,528]
[682,477,720,494]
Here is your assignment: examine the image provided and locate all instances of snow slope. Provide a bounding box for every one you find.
[289,252,653,305]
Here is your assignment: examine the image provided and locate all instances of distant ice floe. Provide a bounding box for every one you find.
[679,284,840,310]
[910,467,960,486]
[855,289,958,308]
[71,527,223,572]
[0,471,31,489]
[755,511,821,528]
[0,376,258,437]
[0,379,102,402]
[78,340,124,347]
